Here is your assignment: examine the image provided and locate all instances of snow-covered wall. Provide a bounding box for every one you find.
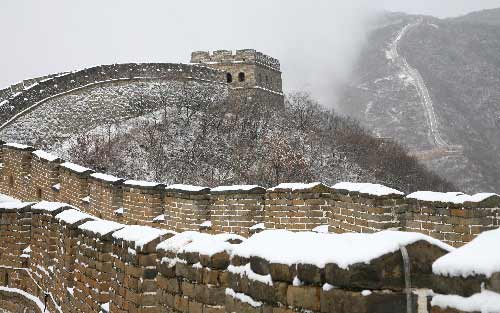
[0,199,455,313]
[1,143,499,247]
[0,63,225,129]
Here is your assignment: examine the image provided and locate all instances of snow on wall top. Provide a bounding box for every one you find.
[112,225,171,249]
[332,182,404,197]
[268,182,324,191]
[433,228,500,278]
[407,191,499,204]
[78,220,125,237]
[123,180,163,188]
[91,173,123,183]
[157,231,245,256]
[60,162,93,174]
[55,208,96,225]
[231,230,453,268]
[211,185,264,193]
[431,290,500,313]
[0,201,34,210]
[0,193,20,204]
[3,142,33,150]
[165,184,210,192]
[31,201,72,212]
[32,150,60,162]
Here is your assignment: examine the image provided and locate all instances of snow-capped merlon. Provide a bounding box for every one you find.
[211,185,264,192]
[114,208,124,215]
[78,220,125,237]
[31,201,72,212]
[165,184,210,192]
[0,201,35,211]
[55,208,96,225]
[268,182,324,191]
[91,173,123,183]
[60,162,94,174]
[156,231,245,257]
[231,230,453,269]
[112,225,170,249]
[32,150,60,162]
[431,290,500,313]
[332,182,404,197]
[52,183,61,190]
[123,180,163,188]
[407,191,499,204]
[433,228,500,278]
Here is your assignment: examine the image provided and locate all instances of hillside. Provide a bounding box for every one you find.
[0,67,450,191]
[338,8,500,193]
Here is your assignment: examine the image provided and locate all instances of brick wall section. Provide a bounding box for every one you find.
[29,209,59,294]
[1,144,500,247]
[59,164,94,210]
[29,154,62,202]
[110,228,170,313]
[0,145,35,199]
[264,184,333,231]
[404,200,500,247]
[211,188,266,236]
[122,182,165,227]
[74,227,117,312]
[328,192,406,234]
[0,204,32,268]
[89,175,124,221]
[164,188,211,232]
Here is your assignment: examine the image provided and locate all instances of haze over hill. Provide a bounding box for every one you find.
[338,8,500,193]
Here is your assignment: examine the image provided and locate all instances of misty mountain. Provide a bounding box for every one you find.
[338,8,500,193]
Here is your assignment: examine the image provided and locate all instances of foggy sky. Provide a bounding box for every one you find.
[1,0,499,106]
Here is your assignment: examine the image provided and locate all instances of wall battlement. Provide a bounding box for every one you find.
[191,49,281,72]
[1,142,499,247]
[0,63,225,129]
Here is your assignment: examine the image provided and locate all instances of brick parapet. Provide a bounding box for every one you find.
[1,143,500,247]
[0,63,225,127]
[88,175,125,221]
[164,189,211,233]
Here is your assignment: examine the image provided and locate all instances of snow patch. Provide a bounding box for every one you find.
[332,182,404,196]
[225,288,262,307]
[431,290,500,313]
[32,201,71,212]
[232,230,453,268]
[55,208,96,225]
[112,225,168,249]
[61,162,93,174]
[78,220,124,236]
[33,150,60,162]
[407,191,499,204]
[91,173,122,183]
[433,228,500,278]
[268,182,323,191]
[211,185,263,192]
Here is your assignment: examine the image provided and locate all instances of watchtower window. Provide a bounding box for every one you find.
[8,175,13,188]
[36,188,42,200]
[226,73,233,83]
[238,72,245,82]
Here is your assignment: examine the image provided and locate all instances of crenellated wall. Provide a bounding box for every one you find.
[0,63,225,128]
[1,143,500,248]
[0,202,447,313]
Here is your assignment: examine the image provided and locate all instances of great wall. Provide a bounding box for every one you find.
[0,51,499,313]
[0,141,500,313]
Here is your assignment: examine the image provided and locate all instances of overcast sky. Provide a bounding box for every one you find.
[1,0,499,105]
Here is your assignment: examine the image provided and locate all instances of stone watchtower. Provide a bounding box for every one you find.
[190,49,284,106]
